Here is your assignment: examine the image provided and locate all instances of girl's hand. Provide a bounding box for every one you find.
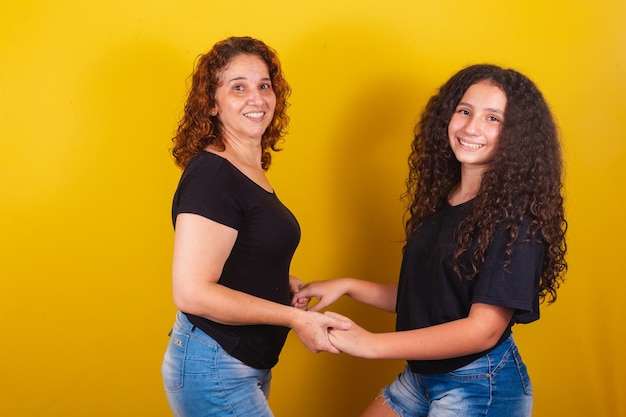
[325,311,377,358]
[291,279,350,312]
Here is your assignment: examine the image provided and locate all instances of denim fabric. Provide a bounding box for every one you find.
[162,312,274,417]
[382,335,533,417]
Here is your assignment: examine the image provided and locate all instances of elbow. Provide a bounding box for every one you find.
[483,331,505,351]
[476,324,511,352]
[172,292,188,313]
[468,304,514,352]
[172,287,199,314]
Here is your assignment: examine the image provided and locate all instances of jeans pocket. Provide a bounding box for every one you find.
[162,329,189,391]
[511,346,533,396]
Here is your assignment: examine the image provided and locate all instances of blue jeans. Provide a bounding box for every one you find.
[382,335,533,417]
[161,312,274,417]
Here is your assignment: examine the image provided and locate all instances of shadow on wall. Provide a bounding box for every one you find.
[68,40,187,413]
[271,24,437,416]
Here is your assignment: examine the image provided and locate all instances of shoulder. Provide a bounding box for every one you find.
[179,152,240,187]
[486,215,545,265]
[184,151,232,175]
[173,152,246,229]
[500,214,542,244]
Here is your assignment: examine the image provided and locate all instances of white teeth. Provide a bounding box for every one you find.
[244,112,264,119]
[459,139,483,149]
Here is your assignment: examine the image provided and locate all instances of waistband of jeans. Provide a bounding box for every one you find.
[175,311,198,332]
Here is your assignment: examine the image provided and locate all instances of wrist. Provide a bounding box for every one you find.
[287,305,308,330]
[342,278,358,299]
[367,333,384,359]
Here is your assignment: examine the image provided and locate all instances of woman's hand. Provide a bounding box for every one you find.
[290,310,352,354]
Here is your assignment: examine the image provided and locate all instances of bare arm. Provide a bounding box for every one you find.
[293,278,398,313]
[172,213,350,353]
[326,303,514,360]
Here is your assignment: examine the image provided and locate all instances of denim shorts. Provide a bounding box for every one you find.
[382,335,533,417]
[161,312,274,417]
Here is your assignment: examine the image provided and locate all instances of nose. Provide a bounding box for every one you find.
[247,88,263,105]
[463,116,481,136]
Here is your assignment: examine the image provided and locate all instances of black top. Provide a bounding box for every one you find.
[396,200,544,374]
[172,151,301,369]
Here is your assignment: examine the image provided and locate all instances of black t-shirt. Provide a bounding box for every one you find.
[396,200,544,374]
[171,151,301,369]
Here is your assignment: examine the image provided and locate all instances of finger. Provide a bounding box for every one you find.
[309,295,338,312]
[321,341,341,354]
[324,311,352,330]
[307,300,325,312]
[298,283,313,297]
[327,331,344,353]
[322,332,341,354]
[291,293,308,305]
[324,311,348,320]
[292,296,307,305]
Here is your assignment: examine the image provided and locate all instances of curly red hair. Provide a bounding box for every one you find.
[405,64,567,303]
[171,36,291,170]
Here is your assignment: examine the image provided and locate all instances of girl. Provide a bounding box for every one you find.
[294,64,567,417]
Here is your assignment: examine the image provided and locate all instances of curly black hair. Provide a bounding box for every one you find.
[405,64,567,303]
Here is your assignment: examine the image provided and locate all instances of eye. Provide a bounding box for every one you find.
[260,83,272,90]
[487,115,502,122]
[457,108,470,116]
[233,84,245,92]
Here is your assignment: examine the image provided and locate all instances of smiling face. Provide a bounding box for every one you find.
[448,80,507,172]
[212,53,276,143]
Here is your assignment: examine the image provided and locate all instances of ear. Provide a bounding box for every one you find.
[210,106,218,116]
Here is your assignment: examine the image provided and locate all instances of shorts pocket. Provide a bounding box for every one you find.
[161,329,189,391]
[511,345,533,396]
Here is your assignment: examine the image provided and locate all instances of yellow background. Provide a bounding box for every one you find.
[1,1,624,416]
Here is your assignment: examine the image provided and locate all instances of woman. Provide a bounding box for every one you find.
[161,36,350,417]
[294,64,567,416]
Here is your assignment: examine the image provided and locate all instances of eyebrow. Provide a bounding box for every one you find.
[457,101,505,115]
[226,76,272,83]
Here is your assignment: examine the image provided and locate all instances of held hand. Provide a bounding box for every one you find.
[325,311,375,358]
[291,279,349,312]
[289,275,309,310]
[291,310,351,354]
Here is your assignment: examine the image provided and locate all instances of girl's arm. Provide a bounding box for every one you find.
[293,278,398,313]
[172,213,350,353]
[326,303,514,360]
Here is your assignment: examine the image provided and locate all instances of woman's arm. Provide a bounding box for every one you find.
[293,278,398,313]
[326,303,514,360]
[172,213,350,353]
